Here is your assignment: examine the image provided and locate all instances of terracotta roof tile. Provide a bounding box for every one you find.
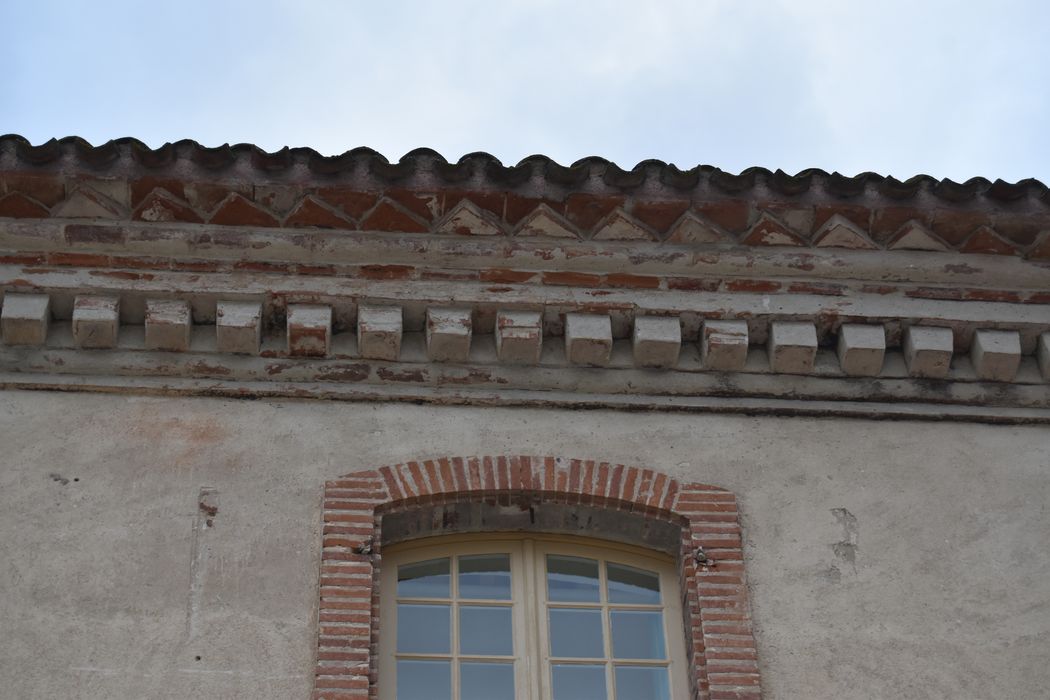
[3,134,1046,204]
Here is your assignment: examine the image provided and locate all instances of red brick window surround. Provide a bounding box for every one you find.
[315,456,762,700]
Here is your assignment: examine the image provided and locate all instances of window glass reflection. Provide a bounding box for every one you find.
[549,608,604,658]
[396,603,450,654]
[459,554,511,600]
[397,659,451,700]
[610,610,666,660]
[398,558,450,599]
[460,662,514,700]
[460,606,513,656]
[547,555,600,603]
[607,562,661,605]
[552,664,607,700]
[614,665,670,700]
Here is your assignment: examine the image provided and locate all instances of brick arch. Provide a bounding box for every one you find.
[314,456,762,700]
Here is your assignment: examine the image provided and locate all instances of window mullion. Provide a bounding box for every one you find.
[451,554,460,700]
[522,539,544,700]
[600,559,617,700]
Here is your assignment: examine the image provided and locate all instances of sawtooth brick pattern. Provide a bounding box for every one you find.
[2,144,1050,258]
[315,456,761,700]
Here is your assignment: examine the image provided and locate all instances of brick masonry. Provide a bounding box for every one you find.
[2,136,1050,260]
[6,217,1050,308]
[315,456,761,700]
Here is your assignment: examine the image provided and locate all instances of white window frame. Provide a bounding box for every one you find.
[378,534,690,700]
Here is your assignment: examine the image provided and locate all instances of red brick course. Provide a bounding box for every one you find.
[7,241,1038,304]
[314,456,762,700]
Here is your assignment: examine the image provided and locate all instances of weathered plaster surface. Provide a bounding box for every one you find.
[1,391,1047,699]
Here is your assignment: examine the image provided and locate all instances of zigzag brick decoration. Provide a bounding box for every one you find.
[315,456,761,700]
[3,135,1050,258]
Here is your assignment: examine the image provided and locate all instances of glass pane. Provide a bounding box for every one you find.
[461,662,514,700]
[547,555,600,603]
[397,603,450,654]
[607,563,661,605]
[459,554,512,600]
[610,610,666,659]
[552,664,607,700]
[549,608,604,658]
[397,659,451,700]
[398,558,450,598]
[615,665,670,700]
[460,606,513,656]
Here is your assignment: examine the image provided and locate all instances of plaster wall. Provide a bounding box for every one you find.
[1,390,1047,699]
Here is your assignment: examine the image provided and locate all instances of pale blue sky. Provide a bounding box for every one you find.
[2,0,1048,181]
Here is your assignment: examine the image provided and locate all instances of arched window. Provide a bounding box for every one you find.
[313,456,763,700]
[379,535,689,700]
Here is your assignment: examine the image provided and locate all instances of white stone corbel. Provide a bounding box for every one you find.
[769,321,818,374]
[358,305,403,361]
[145,299,192,352]
[970,329,1021,382]
[287,304,332,357]
[700,320,749,371]
[72,295,120,349]
[837,324,886,377]
[904,326,953,378]
[426,307,473,362]
[1038,332,1050,381]
[565,313,612,366]
[1,293,50,346]
[216,301,263,355]
[632,316,681,369]
[495,310,543,364]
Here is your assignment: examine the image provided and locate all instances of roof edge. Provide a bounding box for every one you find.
[2,135,1047,205]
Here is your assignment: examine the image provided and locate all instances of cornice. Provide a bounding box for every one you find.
[2,139,1049,421]
[1,258,1049,422]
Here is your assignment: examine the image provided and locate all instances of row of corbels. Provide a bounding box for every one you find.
[0,292,1044,382]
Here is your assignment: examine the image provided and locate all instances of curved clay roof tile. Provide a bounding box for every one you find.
[0,135,1046,208]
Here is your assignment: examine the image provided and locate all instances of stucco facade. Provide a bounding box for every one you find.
[3,394,1048,699]
[1,136,1049,699]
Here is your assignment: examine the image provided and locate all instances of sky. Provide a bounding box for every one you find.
[2,0,1049,182]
